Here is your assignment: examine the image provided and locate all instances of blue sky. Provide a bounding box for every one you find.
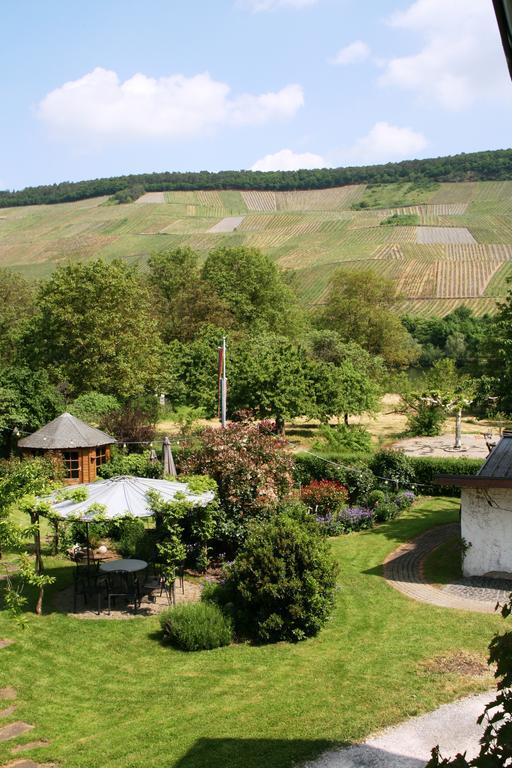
[1,0,511,189]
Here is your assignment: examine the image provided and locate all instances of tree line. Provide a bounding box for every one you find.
[1,148,511,207]
[0,244,509,452]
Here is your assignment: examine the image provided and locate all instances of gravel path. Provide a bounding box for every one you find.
[207,215,245,232]
[306,691,493,768]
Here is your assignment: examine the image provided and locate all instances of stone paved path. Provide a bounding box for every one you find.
[384,523,511,613]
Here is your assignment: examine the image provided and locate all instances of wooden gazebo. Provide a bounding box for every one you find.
[18,412,116,485]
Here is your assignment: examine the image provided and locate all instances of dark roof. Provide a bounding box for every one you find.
[436,431,512,489]
[493,0,512,80]
[18,412,117,450]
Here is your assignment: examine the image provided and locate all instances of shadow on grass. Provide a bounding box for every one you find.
[171,738,427,768]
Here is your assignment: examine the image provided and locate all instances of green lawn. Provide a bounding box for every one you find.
[0,498,504,768]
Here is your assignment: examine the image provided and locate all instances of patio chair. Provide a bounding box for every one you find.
[72,561,101,613]
[97,570,141,616]
[141,564,175,606]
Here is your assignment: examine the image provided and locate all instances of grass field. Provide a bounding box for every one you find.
[1,180,512,315]
[0,498,504,768]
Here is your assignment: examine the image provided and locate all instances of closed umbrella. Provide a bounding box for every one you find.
[162,435,177,477]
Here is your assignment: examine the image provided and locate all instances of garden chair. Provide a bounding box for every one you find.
[141,564,175,606]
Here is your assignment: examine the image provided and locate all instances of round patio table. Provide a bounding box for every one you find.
[99,559,147,574]
[98,559,148,615]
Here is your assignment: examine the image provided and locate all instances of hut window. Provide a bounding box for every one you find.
[63,451,80,479]
[95,447,107,467]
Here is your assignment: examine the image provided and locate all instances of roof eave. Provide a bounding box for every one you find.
[435,474,512,489]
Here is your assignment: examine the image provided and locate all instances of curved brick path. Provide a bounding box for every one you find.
[384,524,511,613]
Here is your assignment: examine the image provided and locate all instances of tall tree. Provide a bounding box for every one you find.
[202,246,303,337]
[0,269,34,366]
[229,334,311,432]
[23,259,161,400]
[316,269,419,366]
[147,247,232,342]
[309,360,380,424]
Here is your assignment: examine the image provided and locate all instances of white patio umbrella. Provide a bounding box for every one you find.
[43,475,215,566]
[46,475,214,522]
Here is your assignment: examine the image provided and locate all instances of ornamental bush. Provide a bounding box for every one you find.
[159,602,232,651]
[181,422,294,553]
[300,479,349,518]
[225,514,338,643]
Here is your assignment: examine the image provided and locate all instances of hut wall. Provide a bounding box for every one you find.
[461,487,512,577]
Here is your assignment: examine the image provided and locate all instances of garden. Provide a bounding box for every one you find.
[0,417,508,768]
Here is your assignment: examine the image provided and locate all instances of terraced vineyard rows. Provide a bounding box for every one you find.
[2,180,512,315]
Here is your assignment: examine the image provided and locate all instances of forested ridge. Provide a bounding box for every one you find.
[2,148,512,208]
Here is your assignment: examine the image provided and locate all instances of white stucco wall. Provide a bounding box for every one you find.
[461,487,512,577]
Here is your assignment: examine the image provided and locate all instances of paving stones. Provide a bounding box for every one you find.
[384,523,506,613]
[0,641,13,651]
[0,761,43,768]
[0,723,34,743]
[0,707,16,719]
[11,742,49,754]
[0,691,16,703]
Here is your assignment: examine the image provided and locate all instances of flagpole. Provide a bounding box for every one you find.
[221,336,227,428]
[218,336,227,428]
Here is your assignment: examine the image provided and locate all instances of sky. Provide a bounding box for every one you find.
[1,0,511,190]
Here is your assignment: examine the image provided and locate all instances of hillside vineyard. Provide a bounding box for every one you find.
[2,179,512,317]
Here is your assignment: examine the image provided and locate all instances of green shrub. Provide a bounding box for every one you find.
[159,602,233,651]
[68,391,120,425]
[313,424,372,453]
[367,490,386,508]
[407,455,483,496]
[98,450,161,479]
[110,517,146,558]
[406,404,446,436]
[370,450,415,488]
[226,515,338,643]
[373,500,400,522]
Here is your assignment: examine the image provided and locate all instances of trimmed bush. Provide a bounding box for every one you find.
[226,514,338,643]
[370,450,415,488]
[159,602,233,651]
[407,456,483,496]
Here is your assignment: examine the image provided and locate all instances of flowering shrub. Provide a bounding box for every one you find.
[301,479,349,518]
[181,422,294,553]
[339,507,374,532]
[394,490,415,509]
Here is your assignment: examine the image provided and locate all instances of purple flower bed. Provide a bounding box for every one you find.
[339,507,374,532]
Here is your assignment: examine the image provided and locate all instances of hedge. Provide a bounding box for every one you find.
[293,452,484,498]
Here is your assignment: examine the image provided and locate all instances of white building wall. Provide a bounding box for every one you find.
[461,487,512,577]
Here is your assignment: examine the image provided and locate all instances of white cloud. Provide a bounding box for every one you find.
[379,0,510,110]
[38,68,304,141]
[239,0,318,11]
[345,122,427,165]
[331,41,370,66]
[251,148,325,171]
